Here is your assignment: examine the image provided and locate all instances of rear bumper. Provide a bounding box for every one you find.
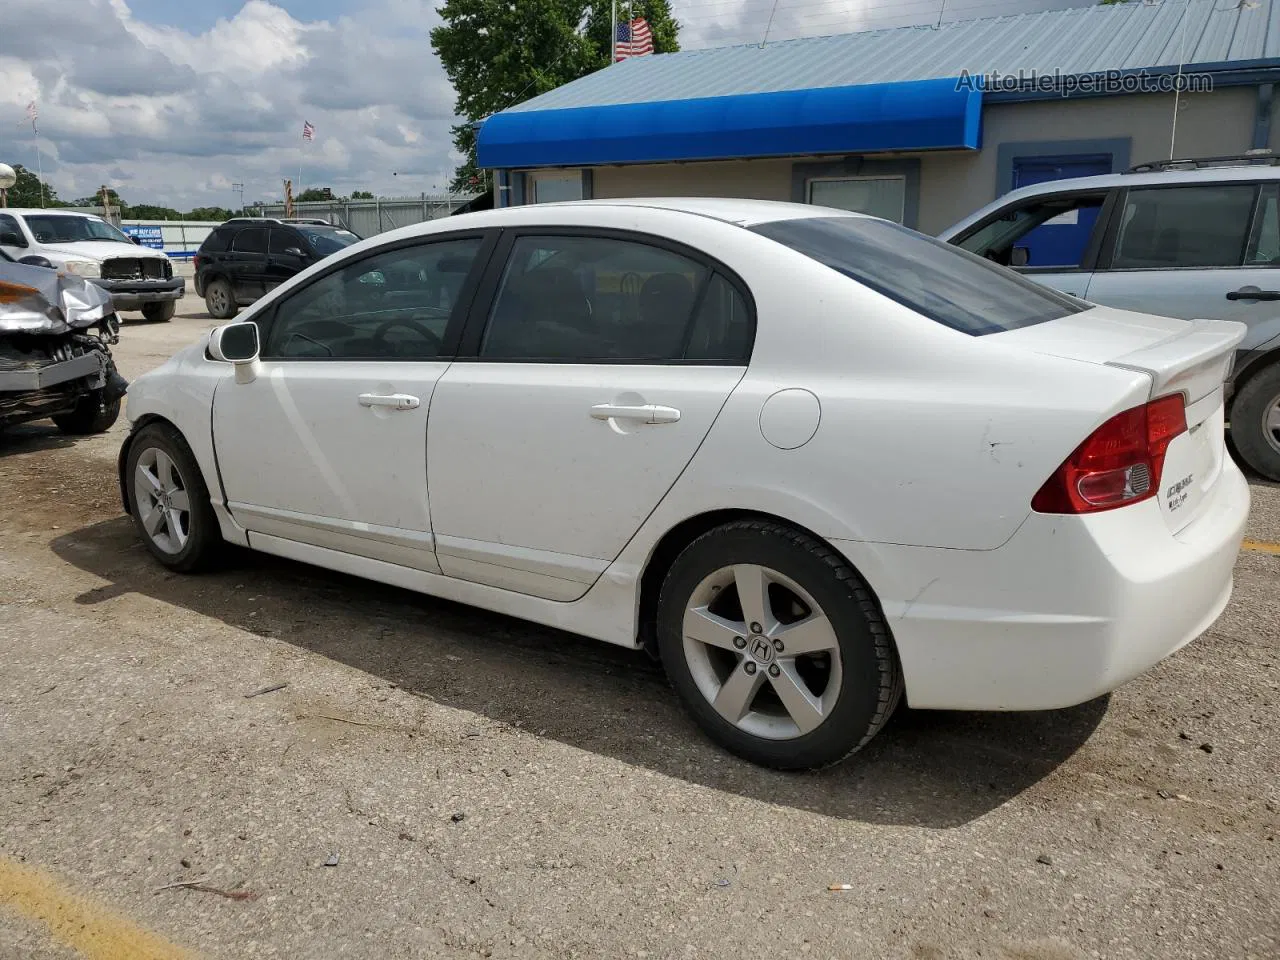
[89,277,185,308]
[841,457,1250,711]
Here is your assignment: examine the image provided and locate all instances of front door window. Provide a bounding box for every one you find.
[954,193,1108,270]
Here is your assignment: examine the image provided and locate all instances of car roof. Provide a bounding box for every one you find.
[2,209,107,218]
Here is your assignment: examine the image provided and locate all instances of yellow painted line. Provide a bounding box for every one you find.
[1243,539,1280,555]
[0,856,192,960]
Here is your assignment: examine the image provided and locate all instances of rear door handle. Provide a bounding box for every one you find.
[1226,286,1280,301]
[358,393,420,411]
[590,403,681,424]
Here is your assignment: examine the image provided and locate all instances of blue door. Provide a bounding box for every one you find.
[1011,155,1112,269]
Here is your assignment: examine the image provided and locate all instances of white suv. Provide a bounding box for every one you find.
[0,208,184,321]
[939,154,1280,481]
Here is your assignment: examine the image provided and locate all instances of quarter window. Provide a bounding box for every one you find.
[1111,184,1256,269]
[1246,184,1280,265]
[263,237,484,360]
[232,228,267,254]
[479,235,717,361]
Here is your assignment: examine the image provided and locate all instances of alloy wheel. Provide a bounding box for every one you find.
[1266,393,1280,455]
[133,447,191,555]
[682,564,842,740]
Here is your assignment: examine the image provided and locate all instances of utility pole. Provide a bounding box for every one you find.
[231,181,245,215]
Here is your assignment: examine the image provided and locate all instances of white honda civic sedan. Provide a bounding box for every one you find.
[118,198,1250,769]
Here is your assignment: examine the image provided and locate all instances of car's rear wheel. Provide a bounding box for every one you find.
[125,423,221,572]
[204,278,237,320]
[142,301,176,322]
[52,392,120,435]
[1229,363,1280,481]
[657,519,903,770]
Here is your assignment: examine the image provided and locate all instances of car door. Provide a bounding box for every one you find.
[212,231,496,570]
[265,228,310,293]
[1084,181,1280,356]
[948,188,1113,298]
[228,226,269,302]
[425,229,754,602]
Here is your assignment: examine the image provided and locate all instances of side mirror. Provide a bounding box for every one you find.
[0,231,27,247]
[209,321,260,383]
[284,247,306,258]
[1010,247,1030,268]
[18,255,53,268]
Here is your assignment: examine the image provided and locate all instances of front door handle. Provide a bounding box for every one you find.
[590,403,681,424]
[358,393,420,411]
[1227,286,1280,301]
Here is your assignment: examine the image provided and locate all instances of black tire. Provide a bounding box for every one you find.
[657,519,903,770]
[52,392,120,435]
[124,422,222,572]
[204,278,238,320]
[142,300,176,322]
[1229,363,1280,482]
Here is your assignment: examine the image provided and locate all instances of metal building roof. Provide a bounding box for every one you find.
[506,0,1280,114]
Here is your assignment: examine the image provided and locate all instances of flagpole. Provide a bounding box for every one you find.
[30,108,45,208]
[611,0,617,63]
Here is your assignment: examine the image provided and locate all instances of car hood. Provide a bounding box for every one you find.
[0,259,115,334]
[39,240,169,263]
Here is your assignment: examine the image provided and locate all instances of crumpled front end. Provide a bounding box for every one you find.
[1,263,127,429]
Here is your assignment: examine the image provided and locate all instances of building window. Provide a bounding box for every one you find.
[528,171,584,204]
[807,176,907,223]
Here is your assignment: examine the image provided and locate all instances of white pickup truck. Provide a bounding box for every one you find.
[0,208,185,321]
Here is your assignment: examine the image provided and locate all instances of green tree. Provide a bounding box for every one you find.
[432,0,602,190]
[5,165,60,207]
[350,190,375,200]
[295,187,334,202]
[128,204,184,221]
[72,188,123,209]
[583,1,679,68]
[186,206,236,221]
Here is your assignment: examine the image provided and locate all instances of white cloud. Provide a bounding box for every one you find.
[0,0,460,208]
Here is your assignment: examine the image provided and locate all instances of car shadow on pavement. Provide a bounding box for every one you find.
[51,517,1109,828]
[0,424,83,456]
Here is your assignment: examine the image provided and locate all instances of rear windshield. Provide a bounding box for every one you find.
[295,226,360,257]
[751,216,1085,335]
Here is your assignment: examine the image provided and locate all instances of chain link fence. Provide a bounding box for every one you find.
[248,196,479,238]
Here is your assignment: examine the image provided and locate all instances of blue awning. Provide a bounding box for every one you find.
[477,77,982,169]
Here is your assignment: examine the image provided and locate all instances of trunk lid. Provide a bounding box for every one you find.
[993,306,1246,534]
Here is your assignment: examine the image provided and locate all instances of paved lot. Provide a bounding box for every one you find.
[1,295,1278,960]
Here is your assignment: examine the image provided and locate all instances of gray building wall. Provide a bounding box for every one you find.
[536,85,1263,235]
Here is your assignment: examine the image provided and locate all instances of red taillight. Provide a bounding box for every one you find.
[194,254,202,271]
[1031,395,1187,515]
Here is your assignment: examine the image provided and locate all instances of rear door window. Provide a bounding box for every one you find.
[232,228,267,255]
[753,216,1084,336]
[1109,184,1256,269]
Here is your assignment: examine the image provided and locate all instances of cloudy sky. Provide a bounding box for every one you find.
[0,0,1093,210]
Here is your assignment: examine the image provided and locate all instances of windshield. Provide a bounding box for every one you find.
[296,226,360,257]
[751,216,1085,336]
[24,215,133,245]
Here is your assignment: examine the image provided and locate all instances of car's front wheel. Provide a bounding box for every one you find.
[1230,363,1280,481]
[657,519,903,770]
[125,423,221,572]
[204,278,238,320]
[53,392,120,435]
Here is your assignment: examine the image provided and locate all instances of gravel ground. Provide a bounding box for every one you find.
[1,296,1278,960]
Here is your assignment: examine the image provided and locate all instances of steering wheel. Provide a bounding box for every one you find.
[371,318,442,355]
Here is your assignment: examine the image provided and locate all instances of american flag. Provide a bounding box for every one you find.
[302,120,315,142]
[615,17,653,61]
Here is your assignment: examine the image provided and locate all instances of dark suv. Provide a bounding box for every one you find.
[194,218,360,319]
